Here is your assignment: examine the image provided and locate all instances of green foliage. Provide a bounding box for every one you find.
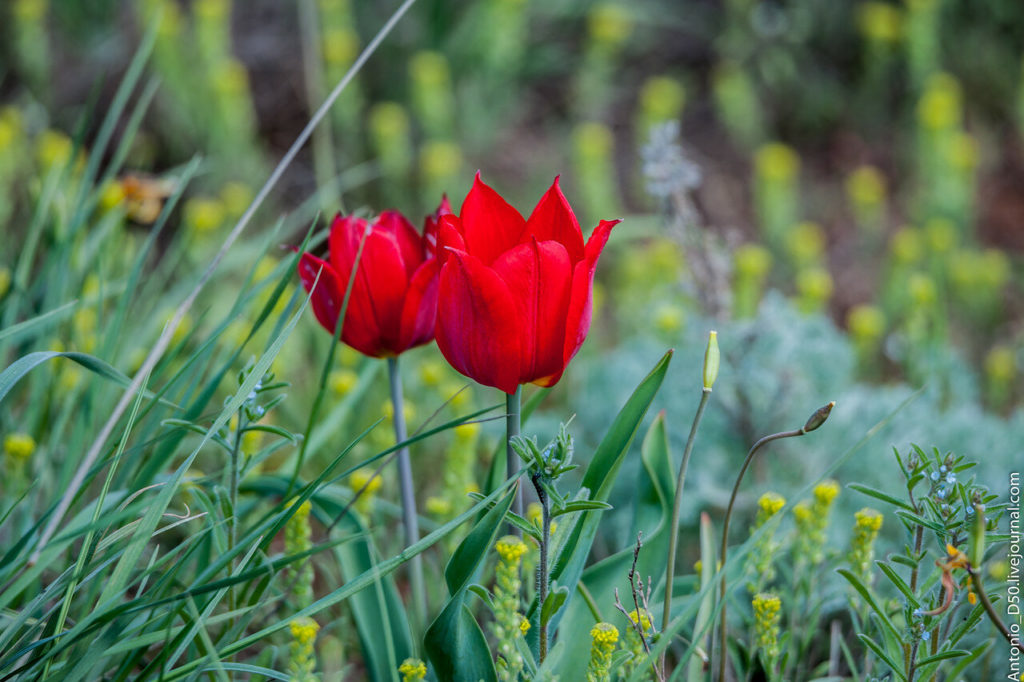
[1,0,1022,679]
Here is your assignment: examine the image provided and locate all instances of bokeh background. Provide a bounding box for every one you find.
[1,1,1023,672]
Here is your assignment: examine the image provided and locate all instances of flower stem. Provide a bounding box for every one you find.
[507,385,523,531]
[532,473,551,663]
[388,355,427,629]
[716,428,804,682]
[661,388,711,669]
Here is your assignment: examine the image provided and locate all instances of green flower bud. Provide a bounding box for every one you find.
[802,401,835,433]
[702,330,719,390]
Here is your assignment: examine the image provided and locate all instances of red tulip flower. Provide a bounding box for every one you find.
[435,174,620,394]
[298,201,450,357]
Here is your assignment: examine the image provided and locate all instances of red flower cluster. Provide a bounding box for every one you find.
[298,175,618,393]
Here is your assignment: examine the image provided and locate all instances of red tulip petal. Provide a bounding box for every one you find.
[562,219,620,365]
[323,214,413,355]
[423,195,453,256]
[398,257,440,351]
[327,214,368,272]
[523,176,585,263]
[297,252,347,336]
[436,214,466,262]
[459,172,526,265]
[436,250,522,394]
[378,210,425,279]
[353,229,410,353]
[492,238,573,384]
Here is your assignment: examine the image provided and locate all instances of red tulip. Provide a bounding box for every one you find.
[434,174,620,394]
[298,202,450,357]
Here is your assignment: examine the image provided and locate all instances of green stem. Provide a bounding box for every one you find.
[716,428,804,682]
[388,355,427,629]
[661,388,711,670]
[533,473,551,663]
[507,386,522,531]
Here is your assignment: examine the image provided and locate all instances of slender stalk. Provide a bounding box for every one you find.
[969,504,1024,656]
[388,355,427,628]
[533,473,551,663]
[661,388,711,670]
[507,385,523,530]
[716,428,804,682]
[230,409,243,554]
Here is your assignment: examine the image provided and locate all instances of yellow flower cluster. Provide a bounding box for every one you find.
[590,622,619,646]
[285,500,315,607]
[849,507,884,583]
[626,607,653,632]
[855,507,883,532]
[752,592,782,669]
[290,617,319,644]
[398,658,428,682]
[495,535,528,564]
[492,535,528,681]
[586,622,619,682]
[814,480,840,506]
[288,617,320,682]
[756,492,786,524]
[794,479,840,565]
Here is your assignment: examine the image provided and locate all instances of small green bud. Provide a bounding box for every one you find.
[702,330,720,390]
[802,401,835,433]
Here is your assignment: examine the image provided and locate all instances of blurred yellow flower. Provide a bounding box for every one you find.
[329,368,358,396]
[984,346,1016,383]
[857,2,903,43]
[845,165,886,208]
[322,28,358,66]
[184,197,225,236]
[847,304,886,341]
[755,143,799,182]
[588,3,633,49]
[917,73,961,131]
[4,433,36,461]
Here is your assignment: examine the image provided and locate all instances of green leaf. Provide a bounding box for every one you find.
[552,389,674,679]
[856,633,906,681]
[551,500,613,517]
[836,569,902,642]
[915,649,969,666]
[0,301,77,344]
[540,585,569,627]
[894,509,946,534]
[424,486,517,682]
[875,562,920,607]
[847,483,914,511]
[0,351,176,408]
[549,351,671,592]
[686,510,717,680]
[891,554,918,569]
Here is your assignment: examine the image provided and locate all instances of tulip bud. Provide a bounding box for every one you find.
[702,331,719,390]
[802,401,835,434]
